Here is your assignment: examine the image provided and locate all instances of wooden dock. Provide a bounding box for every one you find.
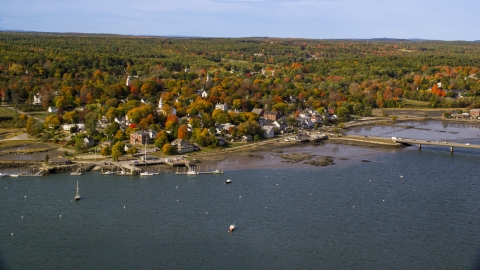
[175,165,224,175]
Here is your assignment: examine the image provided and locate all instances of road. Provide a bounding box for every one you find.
[5,106,45,123]
[396,138,480,150]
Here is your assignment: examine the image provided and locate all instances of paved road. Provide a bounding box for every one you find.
[397,138,480,150]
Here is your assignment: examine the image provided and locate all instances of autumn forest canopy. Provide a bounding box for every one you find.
[2,32,480,121]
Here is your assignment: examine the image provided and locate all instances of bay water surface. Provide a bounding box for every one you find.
[2,120,480,269]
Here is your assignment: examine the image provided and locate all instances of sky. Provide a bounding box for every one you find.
[1,0,479,41]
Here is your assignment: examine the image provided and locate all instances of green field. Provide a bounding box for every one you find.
[27,111,52,121]
[0,107,17,119]
[401,99,430,108]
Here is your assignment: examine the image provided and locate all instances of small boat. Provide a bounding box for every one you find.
[10,174,19,178]
[225,179,232,184]
[186,165,197,175]
[140,171,154,176]
[0,173,7,177]
[101,167,115,175]
[229,224,235,232]
[212,166,224,174]
[74,181,81,200]
[117,170,129,176]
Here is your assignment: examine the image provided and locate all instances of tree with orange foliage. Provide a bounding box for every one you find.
[431,84,439,95]
[177,124,188,139]
[165,114,178,130]
[383,87,393,100]
[138,118,149,130]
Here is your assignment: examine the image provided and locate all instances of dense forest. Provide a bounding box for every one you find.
[1,32,480,154]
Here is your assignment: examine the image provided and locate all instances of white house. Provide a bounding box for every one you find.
[33,93,42,105]
[62,124,77,132]
[261,125,275,138]
[114,117,126,125]
[48,106,58,113]
[215,103,228,111]
[146,129,157,140]
[216,123,236,134]
[171,139,194,154]
[83,137,95,148]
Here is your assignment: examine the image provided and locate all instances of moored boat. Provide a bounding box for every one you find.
[74,181,81,200]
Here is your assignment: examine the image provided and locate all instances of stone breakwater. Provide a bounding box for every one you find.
[41,163,96,174]
[0,160,42,169]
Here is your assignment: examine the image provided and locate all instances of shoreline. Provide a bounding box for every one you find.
[0,115,477,174]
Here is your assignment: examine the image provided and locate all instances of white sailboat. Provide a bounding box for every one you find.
[140,143,154,176]
[74,181,81,200]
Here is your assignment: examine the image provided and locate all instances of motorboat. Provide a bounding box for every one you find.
[117,170,129,176]
[225,179,232,184]
[229,224,235,232]
[186,165,197,175]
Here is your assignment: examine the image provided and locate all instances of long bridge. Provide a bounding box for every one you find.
[393,138,480,152]
[339,135,480,152]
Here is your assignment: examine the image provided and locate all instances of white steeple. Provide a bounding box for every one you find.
[158,97,163,110]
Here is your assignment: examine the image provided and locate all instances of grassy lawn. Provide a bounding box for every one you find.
[0,140,36,149]
[0,107,17,118]
[400,99,430,108]
[27,111,53,121]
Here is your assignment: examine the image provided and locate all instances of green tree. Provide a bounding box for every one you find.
[162,143,174,155]
[336,107,349,120]
[84,112,99,136]
[114,129,125,141]
[101,145,112,157]
[111,141,125,161]
[54,96,67,110]
[127,145,138,157]
[25,116,36,135]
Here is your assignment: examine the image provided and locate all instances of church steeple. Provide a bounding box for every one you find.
[158,97,163,110]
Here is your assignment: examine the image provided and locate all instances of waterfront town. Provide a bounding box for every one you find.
[1,34,480,175]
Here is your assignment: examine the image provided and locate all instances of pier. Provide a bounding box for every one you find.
[398,138,480,152]
[175,164,224,175]
[336,135,480,152]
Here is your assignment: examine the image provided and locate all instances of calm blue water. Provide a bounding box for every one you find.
[2,122,480,269]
